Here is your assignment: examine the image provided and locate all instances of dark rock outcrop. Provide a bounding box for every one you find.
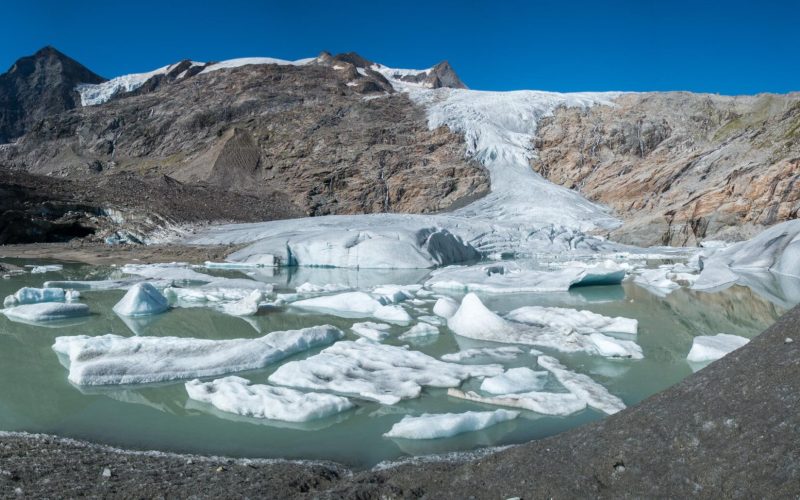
[0,46,105,143]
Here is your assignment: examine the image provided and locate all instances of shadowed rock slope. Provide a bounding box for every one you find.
[532,92,800,246]
[1,304,798,498]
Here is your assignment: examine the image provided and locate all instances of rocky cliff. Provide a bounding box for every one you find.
[0,49,488,242]
[532,92,800,246]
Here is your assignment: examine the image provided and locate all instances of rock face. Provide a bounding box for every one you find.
[532,92,800,246]
[0,48,488,240]
[0,47,105,143]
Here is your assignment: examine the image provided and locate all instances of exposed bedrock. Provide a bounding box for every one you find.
[532,92,800,246]
[0,50,489,230]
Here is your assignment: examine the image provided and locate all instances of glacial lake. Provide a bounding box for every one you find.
[0,260,791,468]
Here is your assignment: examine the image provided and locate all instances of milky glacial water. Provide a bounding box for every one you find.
[0,261,790,468]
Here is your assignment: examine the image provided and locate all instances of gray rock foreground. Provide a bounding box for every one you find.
[2,306,798,499]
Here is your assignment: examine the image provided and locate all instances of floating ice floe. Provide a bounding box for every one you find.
[440,346,528,363]
[219,290,267,317]
[447,388,586,416]
[432,296,459,318]
[505,306,638,335]
[221,227,480,269]
[632,268,681,297]
[268,340,503,404]
[448,294,643,359]
[693,220,800,291]
[371,284,422,304]
[185,376,354,422]
[427,261,625,294]
[3,287,78,307]
[686,333,750,363]
[383,410,519,440]
[52,325,343,386]
[3,302,90,323]
[480,367,548,394]
[537,355,625,414]
[113,283,170,317]
[44,279,156,291]
[120,263,215,283]
[295,282,350,294]
[291,291,411,323]
[204,255,276,269]
[417,315,445,326]
[351,322,392,341]
[399,323,439,340]
[29,264,63,274]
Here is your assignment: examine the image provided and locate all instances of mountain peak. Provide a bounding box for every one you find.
[0,47,105,142]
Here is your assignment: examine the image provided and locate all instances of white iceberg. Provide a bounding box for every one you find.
[480,367,548,394]
[537,355,625,415]
[185,376,353,422]
[432,296,459,318]
[399,323,439,340]
[440,346,527,363]
[371,284,422,304]
[29,264,63,274]
[268,340,503,404]
[373,305,412,324]
[351,322,392,341]
[219,290,266,317]
[633,268,681,297]
[3,302,90,323]
[383,410,519,440]
[449,294,643,359]
[295,282,350,294]
[506,306,638,335]
[447,388,586,416]
[686,333,750,363]
[291,291,411,323]
[4,287,71,307]
[44,279,154,291]
[52,325,343,386]
[120,263,215,283]
[427,261,625,294]
[112,283,170,317]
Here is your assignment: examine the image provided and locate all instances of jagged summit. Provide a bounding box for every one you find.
[0,46,104,142]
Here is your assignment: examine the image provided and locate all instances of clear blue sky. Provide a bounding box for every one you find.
[1,0,797,94]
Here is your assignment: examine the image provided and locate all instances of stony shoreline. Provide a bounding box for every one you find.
[2,305,798,498]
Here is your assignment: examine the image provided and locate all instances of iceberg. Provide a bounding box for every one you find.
[686,333,750,363]
[633,268,681,297]
[440,346,527,363]
[219,290,266,317]
[44,279,153,291]
[447,388,586,416]
[185,376,353,422]
[383,410,519,440]
[505,306,638,335]
[268,340,503,404]
[120,263,215,283]
[480,367,548,394]
[427,261,625,294]
[448,294,643,359]
[29,264,63,274]
[399,323,439,340]
[537,355,625,414]
[432,296,459,318]
[3,302,90,323]
[3,287,72,307]
[351,322,392,341]
[112,283,169,317]
[295,282,350,294]
[291,291,411,323]
[52,325,343,386]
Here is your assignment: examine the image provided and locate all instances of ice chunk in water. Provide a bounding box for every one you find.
[29,264,63,274]
[219,290,266,317]
[432,297,459,319]
[383,410,519,440]
[268,340,502,404]
[441,346,527,363]
[686,333,749,363]
[185,376,353,422]
[480,367,548,394]
[4,287,70,307]
[537,355,625,415]
[447,388,586,416]
[292,291,411,323]
[3,302,90,323]
[113,283,169,317]
[52,325,343,386]
[351,322,392,341]
[399,323,439,340]
[506,306,638,335]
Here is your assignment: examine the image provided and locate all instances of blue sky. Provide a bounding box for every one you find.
[1,0,796,94]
